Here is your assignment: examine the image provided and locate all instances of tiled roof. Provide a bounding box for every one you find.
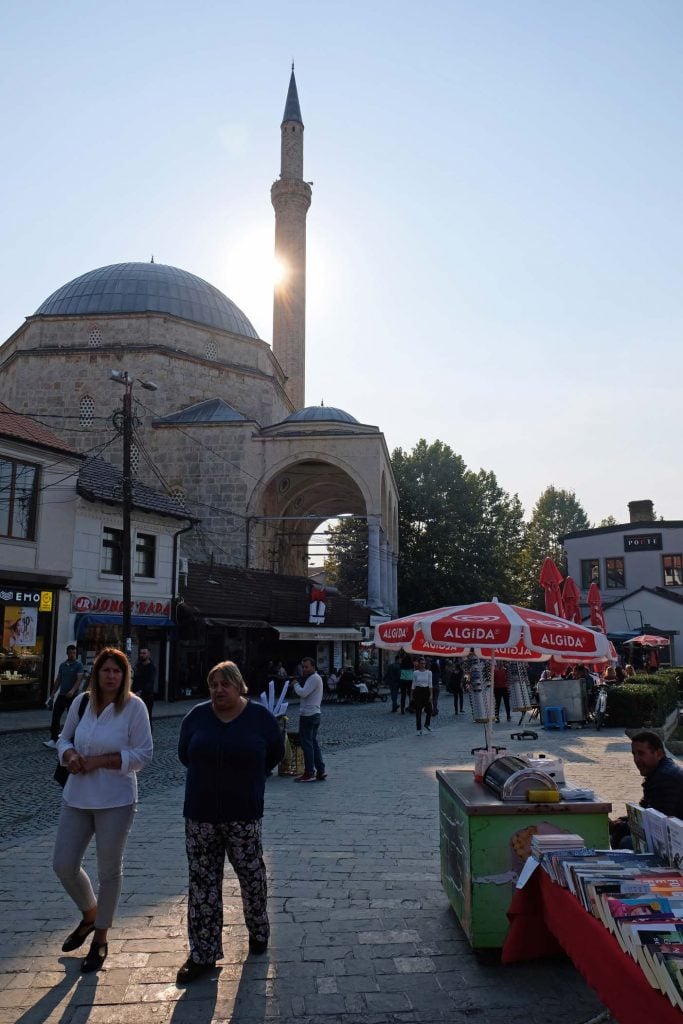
[0,403,79,456]
[77,457,196,521]
[180,561,360,627]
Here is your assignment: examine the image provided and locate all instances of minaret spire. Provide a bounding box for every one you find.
[271,67,311,410]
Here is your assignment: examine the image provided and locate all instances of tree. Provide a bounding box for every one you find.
[325,517,368,599]
[392,440,525,613]
[521,486,590,607]
[598,515,617,527]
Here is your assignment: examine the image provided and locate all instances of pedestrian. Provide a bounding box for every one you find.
[44,644,85,748]
[429,657,441,716]
[411,656,433,735]
[292,656,326,782]
[52,647,153,973]
[384,654,401,712]
[176,660,284,982]
[399,652,413,714]
[493,663,511,722]
[132,647,156,726]
[449,659,465,714]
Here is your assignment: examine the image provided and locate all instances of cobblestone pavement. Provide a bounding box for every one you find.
[0,700,435,849]
[0,704,645,1023]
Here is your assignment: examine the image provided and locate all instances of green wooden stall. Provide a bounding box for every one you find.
[437,769,611,949]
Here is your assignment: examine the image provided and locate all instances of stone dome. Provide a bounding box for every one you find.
[283,405,359,424]
[34,262,259,338]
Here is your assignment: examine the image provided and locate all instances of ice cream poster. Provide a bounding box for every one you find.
[3,606,38,648]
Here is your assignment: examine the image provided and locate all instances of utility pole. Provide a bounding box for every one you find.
[111,370,158,658]
[121,375,133,655]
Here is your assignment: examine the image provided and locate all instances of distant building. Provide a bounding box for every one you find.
[563,499,683,663]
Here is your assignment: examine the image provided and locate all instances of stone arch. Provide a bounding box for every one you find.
[247,452,373,576]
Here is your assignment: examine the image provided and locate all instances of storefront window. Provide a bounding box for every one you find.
[0,585,54,708]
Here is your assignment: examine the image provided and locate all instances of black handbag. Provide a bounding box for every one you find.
[53,694,89,787]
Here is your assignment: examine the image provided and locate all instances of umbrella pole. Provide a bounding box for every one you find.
[485,656,495,752]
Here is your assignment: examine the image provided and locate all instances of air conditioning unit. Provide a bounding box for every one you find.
[178,557,189,574]
[360,626,373,641]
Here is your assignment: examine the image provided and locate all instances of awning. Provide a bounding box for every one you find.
[273,625,363,641]
[74,613,175,638]
[203,618,270,629]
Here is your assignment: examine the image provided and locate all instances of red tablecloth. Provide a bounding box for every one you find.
[502,869,681,1023]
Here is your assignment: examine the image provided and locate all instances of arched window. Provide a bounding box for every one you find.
[79,395,95,427]
[130,442,140,476]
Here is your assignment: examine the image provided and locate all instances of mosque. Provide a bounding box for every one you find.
[0,71,398,689]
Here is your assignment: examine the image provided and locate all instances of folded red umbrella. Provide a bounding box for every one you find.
[561,576,582,624]
[539,558,565,618]
[587,583,607,633]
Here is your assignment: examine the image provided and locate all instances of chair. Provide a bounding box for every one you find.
[542,706,567,730]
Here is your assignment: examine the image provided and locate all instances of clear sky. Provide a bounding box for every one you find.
[2,0,682,526]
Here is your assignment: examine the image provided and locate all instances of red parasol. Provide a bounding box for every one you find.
[586,583,607,633]
[539,558,565,618]
[376,600,612,661]
[624,634,670,647]
[561,576,582,625]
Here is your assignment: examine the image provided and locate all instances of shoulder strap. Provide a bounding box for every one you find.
[78,693,89,719]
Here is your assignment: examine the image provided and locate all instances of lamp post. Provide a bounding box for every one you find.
[111,370,158,656]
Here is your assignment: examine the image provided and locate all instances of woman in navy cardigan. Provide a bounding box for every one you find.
[176,661,284,984]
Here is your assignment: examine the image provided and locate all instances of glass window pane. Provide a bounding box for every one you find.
[0,459,11,536]
[12,463,36,539]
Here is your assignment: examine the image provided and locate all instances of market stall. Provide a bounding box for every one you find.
[437,769,610,948]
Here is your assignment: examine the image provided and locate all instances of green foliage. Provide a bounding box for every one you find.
[520,485,590,607]
[392,439,526,614]
[325,518,368,599]
[598,515,618,527]
[606,676,679,727]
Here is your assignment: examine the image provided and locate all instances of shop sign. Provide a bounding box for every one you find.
[71,594,171,616]
[624,533,662,552]
[39,592,53,611]
[0,586,42,605]
[309,585,327,625]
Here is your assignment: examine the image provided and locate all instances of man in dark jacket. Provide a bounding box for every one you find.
[133,647,157,726]
[610,731,683,846]
[633,730,683,818]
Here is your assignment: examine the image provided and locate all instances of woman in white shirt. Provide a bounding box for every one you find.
[53,647,153,973]
[411,657,433,735]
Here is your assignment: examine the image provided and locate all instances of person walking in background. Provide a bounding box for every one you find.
[292,657,326,782]
[53,647,153,973]
[399,652,413,714]
[384,654,401,712]
[176,660,284,982]
[429,657,441,716]
[493,663,511,722]
[132,647,156,726]
[449,659,465,714]
[411,656,433,735]
[44,644,85,749]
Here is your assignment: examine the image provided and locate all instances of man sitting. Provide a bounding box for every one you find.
[610,730,683,847]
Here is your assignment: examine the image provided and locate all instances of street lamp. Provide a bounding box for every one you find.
[110,371,158,655]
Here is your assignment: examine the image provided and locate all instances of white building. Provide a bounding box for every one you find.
[563,499,683,664]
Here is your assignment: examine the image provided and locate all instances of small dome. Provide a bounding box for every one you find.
[284,405,359,424]
[34,262,259,338]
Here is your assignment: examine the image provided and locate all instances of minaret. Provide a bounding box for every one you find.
[271,66,311,410]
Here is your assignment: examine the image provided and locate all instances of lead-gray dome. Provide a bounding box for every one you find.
[34,262,259,338]
[284,405,359,424]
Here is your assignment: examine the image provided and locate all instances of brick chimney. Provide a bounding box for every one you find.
[628,499,654,523]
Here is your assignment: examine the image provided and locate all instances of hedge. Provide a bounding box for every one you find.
[606,675,679,728]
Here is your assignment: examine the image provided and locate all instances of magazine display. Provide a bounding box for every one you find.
[534,842,683,1009]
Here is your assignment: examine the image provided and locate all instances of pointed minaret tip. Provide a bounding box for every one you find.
[282,65,303,126]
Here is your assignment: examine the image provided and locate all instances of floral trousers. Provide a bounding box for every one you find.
[185,818,269,964]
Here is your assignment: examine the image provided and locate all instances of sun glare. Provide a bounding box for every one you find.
[273,257,287,286]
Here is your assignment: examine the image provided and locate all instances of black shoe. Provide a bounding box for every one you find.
[81,939,108,973]
[176,957,216,983]
[316,771,327,781]
[249,937,268,955]
[62,919,95,952]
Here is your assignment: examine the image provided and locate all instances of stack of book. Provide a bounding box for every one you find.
[531,833,586,859]
[626,803,683,866]
[537,845,683,1008]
